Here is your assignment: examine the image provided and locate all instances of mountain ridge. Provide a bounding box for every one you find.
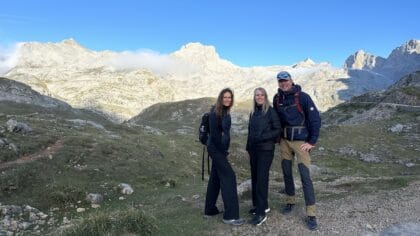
[3,39,420,122]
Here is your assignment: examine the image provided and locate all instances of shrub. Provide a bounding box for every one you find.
[63,207,157,236]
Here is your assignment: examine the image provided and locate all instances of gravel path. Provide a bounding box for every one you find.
[209,180,420,236]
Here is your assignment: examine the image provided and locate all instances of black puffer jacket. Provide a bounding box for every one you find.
[207,109,231,155]
[246,106,281,151]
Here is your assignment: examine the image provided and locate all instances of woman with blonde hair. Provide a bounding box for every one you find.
[246,87,281,225]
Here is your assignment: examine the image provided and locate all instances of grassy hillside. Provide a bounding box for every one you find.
[1,92,419,235]
[0,101,219,235]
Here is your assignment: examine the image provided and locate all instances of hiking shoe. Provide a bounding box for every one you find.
[222,218,245,226]
[280,204,295,215]
[249,207,271,215]
[203,210,223,219]
[306,216,318,230]
[250,214,267,226]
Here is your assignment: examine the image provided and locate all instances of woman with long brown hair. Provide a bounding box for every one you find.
[204,88,244,226]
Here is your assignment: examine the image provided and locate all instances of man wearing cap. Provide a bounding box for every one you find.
[272,71,321,230]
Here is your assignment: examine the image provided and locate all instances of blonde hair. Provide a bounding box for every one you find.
[252,87,270,114]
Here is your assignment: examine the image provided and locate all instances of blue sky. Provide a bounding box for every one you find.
[1,0,419,67]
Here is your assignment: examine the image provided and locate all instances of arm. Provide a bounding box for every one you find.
[261,108,282,142]
[246,112,251,151]
[302,94,321,145]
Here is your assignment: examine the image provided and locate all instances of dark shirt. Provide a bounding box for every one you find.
[207,109,231,155]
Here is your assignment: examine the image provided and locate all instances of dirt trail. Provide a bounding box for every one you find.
[0,139,64,170]
[209,180,420,235]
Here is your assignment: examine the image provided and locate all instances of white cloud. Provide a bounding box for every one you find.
[0,42,20,76]
[104,49,196,76]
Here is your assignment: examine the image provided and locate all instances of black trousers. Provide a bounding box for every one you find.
[204,148,239,220]
[249,149,274,215]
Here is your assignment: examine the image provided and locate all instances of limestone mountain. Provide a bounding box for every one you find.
[292,58,318,68]
[378,39,420,80]
[345,39,420,84]
[3,39,420,122]
[344,50,386,70]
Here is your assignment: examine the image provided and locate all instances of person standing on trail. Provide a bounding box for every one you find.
[203,88,245,226]
[246,87,281,226]
[273,71,321,231]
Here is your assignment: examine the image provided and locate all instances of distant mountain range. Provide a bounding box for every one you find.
[3,39,419,122]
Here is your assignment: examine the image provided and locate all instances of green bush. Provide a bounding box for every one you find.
[63,207,157,236]
[48,185,85,206]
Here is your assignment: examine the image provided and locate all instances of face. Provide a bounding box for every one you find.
[222,92,232,107]
[254,90,265,105]
[278,79,293,92]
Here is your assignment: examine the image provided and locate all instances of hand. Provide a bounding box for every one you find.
[300,143,314,152]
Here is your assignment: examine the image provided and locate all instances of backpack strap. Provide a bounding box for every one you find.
[276,92,301,113]
[294,92,303,113]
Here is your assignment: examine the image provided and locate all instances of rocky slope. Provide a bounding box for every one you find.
[3,39,419,121]
[0,77,70,109]
[322,71,420,126]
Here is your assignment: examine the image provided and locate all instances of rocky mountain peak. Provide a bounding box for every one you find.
[396,39,420,54]
[61,38,80,46]
[292,58,316,68]
[344,50,385,70]
[384,39,420,61]
[377,39,420,80]
[172,42,219,60]
[170,42,236,70]
[20,38,88,55]
[16,39,102,69]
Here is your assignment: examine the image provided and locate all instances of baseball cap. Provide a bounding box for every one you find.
[277,71,292,81]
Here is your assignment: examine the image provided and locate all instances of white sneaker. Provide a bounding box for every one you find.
[249,207,271,215]
[222,218,245,226]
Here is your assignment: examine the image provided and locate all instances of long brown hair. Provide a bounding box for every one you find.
[215,88,234,117]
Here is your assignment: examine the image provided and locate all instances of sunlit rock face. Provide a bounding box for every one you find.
[4,39,419,122]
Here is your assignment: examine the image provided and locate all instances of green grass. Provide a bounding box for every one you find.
[321,102,376,124]
[1,98,419,235]
[62,208,157,236]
